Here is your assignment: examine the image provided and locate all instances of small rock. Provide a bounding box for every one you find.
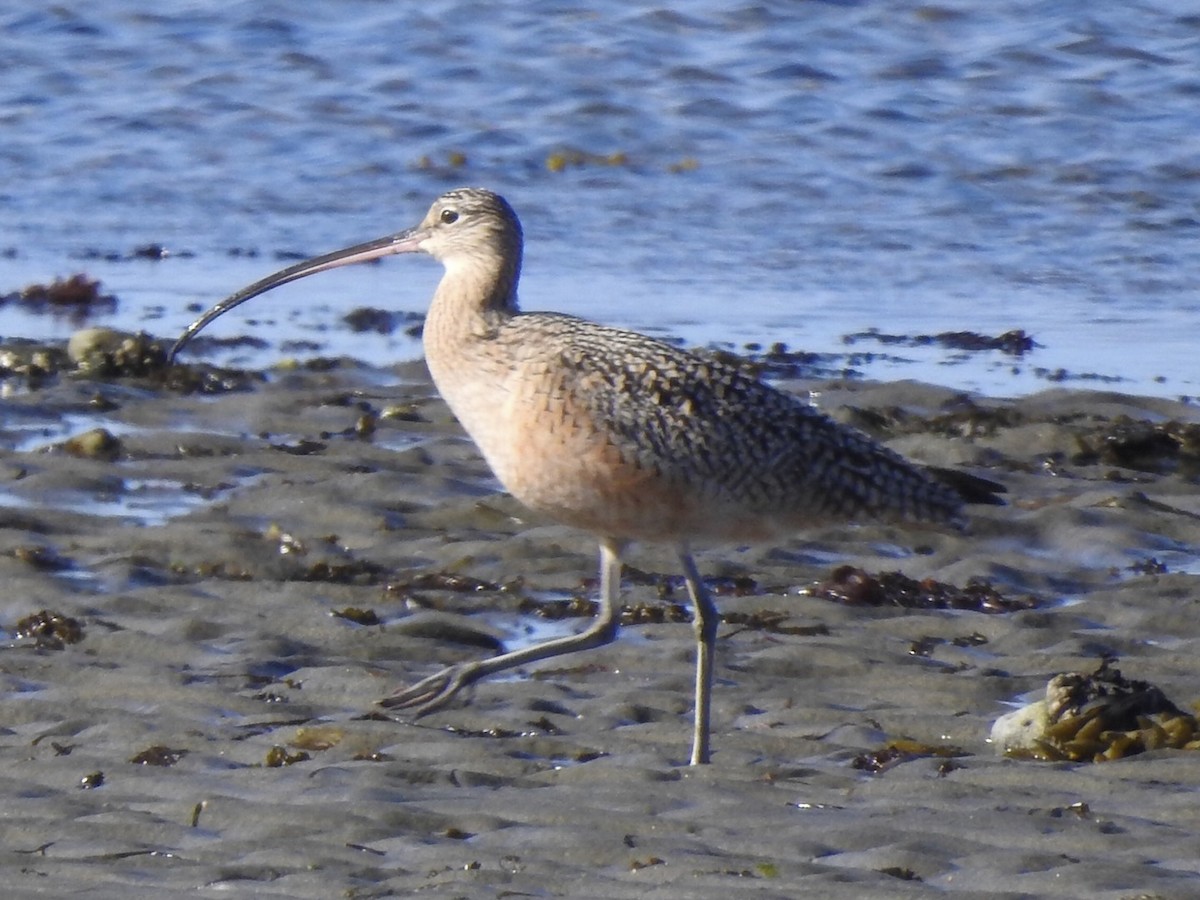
[60,428,122,461]
[67,327,127,364]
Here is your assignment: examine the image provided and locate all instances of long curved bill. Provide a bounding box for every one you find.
[169,226,428,363]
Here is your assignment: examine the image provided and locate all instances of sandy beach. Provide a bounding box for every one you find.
[2,347,1200,898]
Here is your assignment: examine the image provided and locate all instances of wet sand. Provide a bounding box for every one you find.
[3,354,1200,898]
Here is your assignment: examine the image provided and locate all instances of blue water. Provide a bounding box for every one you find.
[3,2,1200,398]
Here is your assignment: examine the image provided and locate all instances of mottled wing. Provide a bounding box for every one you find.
[544,320,966,530]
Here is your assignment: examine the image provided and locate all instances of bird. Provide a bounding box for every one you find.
[170,187,1002,765]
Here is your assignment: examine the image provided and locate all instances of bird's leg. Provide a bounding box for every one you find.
[678,546,718,765]
[382,539,625,715]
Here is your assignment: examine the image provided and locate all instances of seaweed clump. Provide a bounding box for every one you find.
[1071,416,1200,476]
[991,662,1200,762]
[1,274,117,319]
[807,566,1041,614]
[13,610,85,650]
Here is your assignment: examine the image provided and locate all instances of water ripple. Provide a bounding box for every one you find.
[1,2,1198,397]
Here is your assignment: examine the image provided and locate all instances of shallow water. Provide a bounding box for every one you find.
[2,2,1200,397]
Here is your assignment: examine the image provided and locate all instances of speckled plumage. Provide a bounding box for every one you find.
[172,187,995,765]
[417,190,966,546]
[451,313,966,539]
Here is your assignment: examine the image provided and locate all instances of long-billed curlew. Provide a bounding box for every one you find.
[171,188,1002,765]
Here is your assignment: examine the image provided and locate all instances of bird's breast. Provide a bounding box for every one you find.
[425,342,783,543]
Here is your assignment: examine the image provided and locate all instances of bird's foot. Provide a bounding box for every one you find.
[379,663,479,716]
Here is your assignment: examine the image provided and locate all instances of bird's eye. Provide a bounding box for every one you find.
[440,208,459,224]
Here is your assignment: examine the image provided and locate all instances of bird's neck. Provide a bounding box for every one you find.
[422,254,521,402]
[425,255,519,340]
